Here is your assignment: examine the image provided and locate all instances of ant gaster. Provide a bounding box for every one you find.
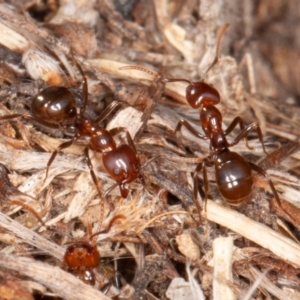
[0,59,144,201]
[121,24,297,223]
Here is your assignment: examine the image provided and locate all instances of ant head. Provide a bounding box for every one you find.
[186,81,220,108]
[119,24,228,111]
[64,241,100,268]
[185,23,229,109]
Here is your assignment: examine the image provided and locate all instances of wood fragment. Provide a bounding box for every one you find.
[0,254,110,300]
[213,237,236,300]
[206,200,300,267]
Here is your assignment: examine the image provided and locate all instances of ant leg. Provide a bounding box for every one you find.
[113,243,121,289]
[228,122,268,155]
[90,215,126,240]
[100,282,112,295]
[124,130,136,152]
[174,119,207,150]
[193,159,210,224]
[43,138,76,185]
[193,163,203,222]
[109,127,137,152]
[175,119,207,140]
[72,59,89,115]
[83,146,105,228]
[93,101,122,124]
[223,117,252,150]
[102,182,119,198]
[202,165,209,216]
[9,200,69,237]
[248,162,297,224]
[10,200,47,228]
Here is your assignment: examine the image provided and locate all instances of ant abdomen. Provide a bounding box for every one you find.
[186,82,220,108]
[31,86,77,122]
[74,268,96,285]
[215,151,253,206]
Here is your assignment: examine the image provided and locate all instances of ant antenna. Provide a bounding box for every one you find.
[10,200,72,239]
[119,24,229,86]
[119,65,192,85]
[201,23,229,80]
[120,65,159,78]
[10,200,48,228]
[89,214,125,241]
[70,55,88,115]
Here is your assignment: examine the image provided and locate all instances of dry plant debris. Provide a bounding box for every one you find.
[0,1,300,299]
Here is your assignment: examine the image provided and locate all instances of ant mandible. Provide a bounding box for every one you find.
[0,58,144,202]
[120,24,296,223]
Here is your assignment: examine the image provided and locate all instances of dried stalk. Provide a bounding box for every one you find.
[206,200,300,267]
[213,237,236,300]
[0,254,110,300]
[0,211,64,260]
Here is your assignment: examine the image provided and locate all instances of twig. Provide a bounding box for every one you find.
[0,254,110,300]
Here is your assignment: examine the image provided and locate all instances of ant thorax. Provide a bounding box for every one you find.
[90,128,116,152]
[73,117,94,136]
[209,136,229,157]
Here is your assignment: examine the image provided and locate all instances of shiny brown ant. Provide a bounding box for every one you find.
[0,59,145,202]
[120,24,297,223]
[10,200,123,287]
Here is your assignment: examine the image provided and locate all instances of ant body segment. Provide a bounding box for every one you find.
[0,59,144,199]
[121,24,296,223]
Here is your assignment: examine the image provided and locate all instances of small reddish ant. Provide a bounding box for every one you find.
[0,58,144,201]
[120,24,297,223]
[10,200,123,287]
[62,215,124,286]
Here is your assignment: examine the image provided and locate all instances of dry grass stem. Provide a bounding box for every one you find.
[206,200,300,267]
[0,254,110,300]
[213,237,236,300]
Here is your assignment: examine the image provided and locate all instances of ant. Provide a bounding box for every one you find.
[0,58,145,203]
[10,200,123,287]
[62,215,124,287]
[120,24,297,223]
